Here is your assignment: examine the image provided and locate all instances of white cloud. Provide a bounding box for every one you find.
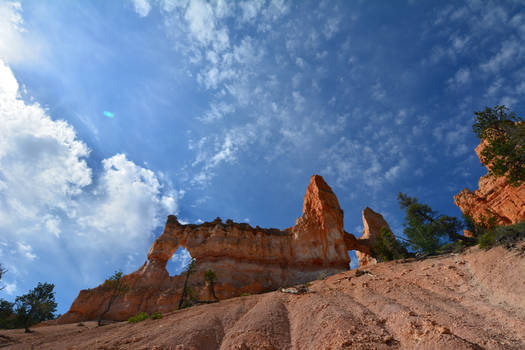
[132,0,151,17]
[3,281,16,295]
[323,17,341,39]
[239,0,264,23]
[0,1,44,65]
[480,39,522,73]
[0,60,92,226]
[198,101,235,123]
[448,67,470,87]
[371,82,386,101]
[77,153,180,246]
[292,91,305,111]
[0,58,182,292]
[17,242,36,261]
[451,35,469,51]
[184,0,230,52]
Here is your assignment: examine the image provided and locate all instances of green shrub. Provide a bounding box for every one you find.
[150,312,163,320]
[478,221,525,249]
[127,312,148,323]
[240,292,251,297]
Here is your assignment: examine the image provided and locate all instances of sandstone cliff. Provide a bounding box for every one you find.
[59,175,384,323]
[454,142,525,225]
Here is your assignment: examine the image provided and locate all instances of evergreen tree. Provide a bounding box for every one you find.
[473,105,525,186]
[178,258,196,309]
[204,269,218,301]
[14,282,57,333]
[373,227,409,262]
[0,299,15,329]
[98,271,129,326]
[398,193,473,255]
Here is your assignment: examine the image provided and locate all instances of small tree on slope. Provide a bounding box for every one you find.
[204,269,219,301]
[15,282,57,333]
[98,271,129,326]
[178,258,196,309]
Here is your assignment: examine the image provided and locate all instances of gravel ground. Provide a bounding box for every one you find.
[1,243,524,350]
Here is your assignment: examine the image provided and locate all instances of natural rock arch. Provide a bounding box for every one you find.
[59,175,386,322]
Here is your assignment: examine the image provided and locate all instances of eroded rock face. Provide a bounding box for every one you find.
[59,175,382,323]
[355,207,392,266]
[454,142,525,225]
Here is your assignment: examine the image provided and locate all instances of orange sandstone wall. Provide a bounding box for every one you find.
[454,142,525,225]
[59,175,383,323]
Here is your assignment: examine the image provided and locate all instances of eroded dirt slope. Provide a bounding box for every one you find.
[2,243,524,350]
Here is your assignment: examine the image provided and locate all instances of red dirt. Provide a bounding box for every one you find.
[2,243,524,350]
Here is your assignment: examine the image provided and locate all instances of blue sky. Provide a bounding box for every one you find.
[1,0,524,315]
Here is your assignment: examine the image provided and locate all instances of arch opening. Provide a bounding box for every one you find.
[348,250,359,270]
[166,246,193,277]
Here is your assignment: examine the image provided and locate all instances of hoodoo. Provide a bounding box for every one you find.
[454,142,525,226]
[60,175,385,322]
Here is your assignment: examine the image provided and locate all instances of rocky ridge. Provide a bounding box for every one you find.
[59,175,388,323]
[454,142,525,225]
[6,243,525,349]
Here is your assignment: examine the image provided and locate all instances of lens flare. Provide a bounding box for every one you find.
[103,111,114,118]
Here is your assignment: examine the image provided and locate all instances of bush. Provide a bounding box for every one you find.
[150,312,163,320]
[128,312,148,323]
[478,221,525,249]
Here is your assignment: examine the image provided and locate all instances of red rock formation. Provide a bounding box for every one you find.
[355,207,392,266]
[454,142,525,225]
[59,175,382,323]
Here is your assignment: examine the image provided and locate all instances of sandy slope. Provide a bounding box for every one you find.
[1,243,524,350]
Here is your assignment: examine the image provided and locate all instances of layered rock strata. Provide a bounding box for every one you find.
[60,175,383,323]
[454,142,525,225]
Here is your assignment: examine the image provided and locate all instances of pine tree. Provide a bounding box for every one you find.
[398,193,473,255]
[15,282,57,333]
[178,258,196,309]
[473,105,525,186]
[372,227,409,262]
[204,269,219,301]
[98,271,129,326]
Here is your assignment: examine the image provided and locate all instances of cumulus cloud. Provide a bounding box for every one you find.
[0,59,92,227]
[0,59,181,292]
[77,153,180,247]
